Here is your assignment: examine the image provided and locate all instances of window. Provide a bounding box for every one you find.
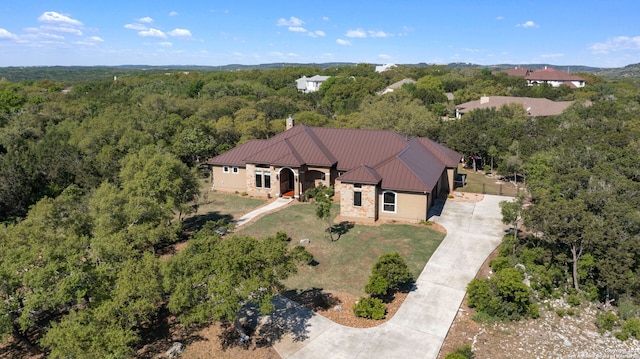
[382,191,396,212]
[255,171,271,189]
[354,191,362,207]
[232,167,239,174]
[264,171,271,189]
[354,183,362,188]
[223,166,230,173]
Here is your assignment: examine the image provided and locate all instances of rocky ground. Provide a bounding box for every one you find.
[438,250,640,359]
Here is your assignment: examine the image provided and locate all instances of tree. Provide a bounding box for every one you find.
[499,194,524,240]
[163,230,299,325]
[307,184,336,241]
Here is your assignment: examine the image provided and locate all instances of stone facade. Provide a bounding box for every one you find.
[336,181,377,223]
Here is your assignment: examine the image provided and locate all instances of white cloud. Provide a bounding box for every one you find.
[137,17,154,23]
[369,30,390,38]
[346,29,366,38]
[0,28,19,40]
[41,25,83,36]
[336,38,351,46]
[517,20,539,28]
[496,16,504,20]
[590,36,640,54]
[269,51,284,57]
[38,32,65,40]
[462,47,480,53]
[38,11,83,26]
[139,28,167,39]
[288,26,307,33]
[125,23,147,31]
[75,36,104,46]
[308,30,325,38]
[323,16,330,21]
[277,16,304,27]
[168,28,192,38]
[159,41,173,47]
[169,11,179,17]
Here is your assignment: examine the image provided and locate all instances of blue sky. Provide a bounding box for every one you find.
[0,1,639,68]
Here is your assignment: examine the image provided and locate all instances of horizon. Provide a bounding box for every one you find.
[1,1,639,68]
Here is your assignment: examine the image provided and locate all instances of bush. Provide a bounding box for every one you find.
[566,294,581,307]
[489,256,509,273]
[618,297,639,321]
[353,297,386,320]
[365,252,412,297]
[467,268,534,321]
[595,311,618,333]
[622,317,640,339]
[444,344,474,359]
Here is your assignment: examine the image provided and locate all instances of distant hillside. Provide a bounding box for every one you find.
[0,62,638,83]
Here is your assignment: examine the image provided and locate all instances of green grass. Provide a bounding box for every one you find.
[236,202,445,296]
[182,180,268,232]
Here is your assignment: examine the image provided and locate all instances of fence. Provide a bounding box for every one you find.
[456,178,522,197]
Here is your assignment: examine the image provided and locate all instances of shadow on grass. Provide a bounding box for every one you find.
[182,211,233,234]
[331,221,355,240]
[282,288,342,311]
[136,306,207,358]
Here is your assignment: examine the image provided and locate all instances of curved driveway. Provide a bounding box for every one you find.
[271,194,508,359]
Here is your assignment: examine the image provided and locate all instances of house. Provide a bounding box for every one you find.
[455,96,577,119]
[377,78,416,95]
[207,117,461,223]
[375,63,397,73]
[497,66,585,88]
[525,67,585,88]
[296,75,330,93]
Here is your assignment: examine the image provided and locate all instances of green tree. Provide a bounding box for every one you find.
[307,184,336,241]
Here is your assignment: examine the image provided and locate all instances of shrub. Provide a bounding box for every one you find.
[623,318,640,339]
[618,297,639,321]
[467,268,534,321]
[489,256,509,273]
[444,344,474,359]
[566,294,581,307]
[595,311,618,333]
[353,297,386,320]
[365,252,412,297]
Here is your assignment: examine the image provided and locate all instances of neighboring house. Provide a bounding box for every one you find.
[497,66,585,88]
[207,117,461,223]
[296,75,330,93]
[526,67,585,88]
[375,63,397,73]
[377,78,416,95]
[454,96,577,119]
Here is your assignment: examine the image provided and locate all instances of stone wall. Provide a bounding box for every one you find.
[336,181,377,221]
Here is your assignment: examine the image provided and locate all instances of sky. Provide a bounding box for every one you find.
[0,1,639,68]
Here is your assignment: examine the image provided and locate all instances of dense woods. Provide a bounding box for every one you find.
[1,63,639,355]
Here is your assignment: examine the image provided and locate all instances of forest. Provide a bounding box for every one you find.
[1,63,639,356]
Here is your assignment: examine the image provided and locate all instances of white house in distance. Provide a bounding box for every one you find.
[375,63,397,73]
[296,75,330,93]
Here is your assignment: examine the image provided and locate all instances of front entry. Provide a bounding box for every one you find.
[279,168,295,197]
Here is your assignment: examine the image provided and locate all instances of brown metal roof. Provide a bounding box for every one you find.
[338,164,382,184]
[207,124,462,194]
[526,67,584,82]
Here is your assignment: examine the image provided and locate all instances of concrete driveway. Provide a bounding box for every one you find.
[271,194,509,359]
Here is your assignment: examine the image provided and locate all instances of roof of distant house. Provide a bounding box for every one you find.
[526,67,585,82]
[496,67,531,77]
[455,96,577,117]
[208,124,461,193]
[377,78,416,95]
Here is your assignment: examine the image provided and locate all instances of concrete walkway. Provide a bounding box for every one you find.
[234,197,294,228]
[271,194,509,358]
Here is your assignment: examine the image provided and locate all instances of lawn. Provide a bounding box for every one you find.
[236,202,445,297]
[182,180,268,233]
[458,164,519,196]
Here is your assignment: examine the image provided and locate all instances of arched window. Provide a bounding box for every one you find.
[382,191,396,213]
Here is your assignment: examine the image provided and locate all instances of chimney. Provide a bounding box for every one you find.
[286,115,294,130]
[480,96,490,104]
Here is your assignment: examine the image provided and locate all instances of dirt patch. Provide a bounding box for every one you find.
[283,289,409,328]
[449,191,484,203]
